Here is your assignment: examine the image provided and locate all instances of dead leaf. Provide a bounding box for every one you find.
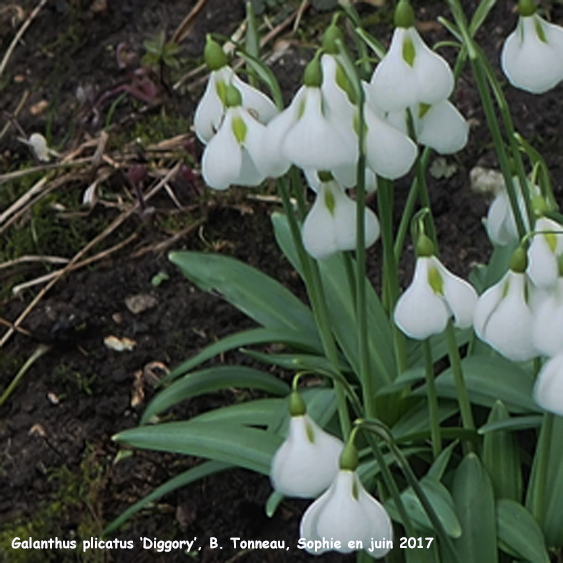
[104,335,136,352]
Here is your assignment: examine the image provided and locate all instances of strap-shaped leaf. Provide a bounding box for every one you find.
[496,499,549,563]
[141,366,289,424]
[169,251,319,337]
[482,401,522,502]
[194,397,285,428]
[114,419,280,475]
[166,327,323,382]
[453,453,498,563]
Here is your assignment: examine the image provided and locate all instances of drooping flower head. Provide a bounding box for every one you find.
[194,36,278,144]
[270,391,344,498]
[394,234,477,339]
[534,352,563,416]
[300,441,393,559]
[501,0,563,94]
[527,216,563,289]
[473,247,537,362]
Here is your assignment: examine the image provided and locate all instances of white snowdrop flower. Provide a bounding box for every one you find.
[473,249,537,362]
[532,278,563,357]
[302,175,380,260]
[368,1,454,112]
[394,236,477,340]
[201,85,267,190]
[533,352,563,416]
[486,182,533,246]
[28,133,51,162]
[271,402,344,498]
[412,100,468,154]
[300,457,393,560]
[527,217,563,289]
[501,1,563,95]
[194,37,278,144]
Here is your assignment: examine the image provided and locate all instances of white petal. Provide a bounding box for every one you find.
[473,276,505,337]
[501,16,563,94]
[321,55,356,123]
[236,109,267,186]
[369,28,419,111]
[486,190,515,246]
[231,73,279,124]
[527,217,563,289]
[365,105,417,179]
[271,415,343,498]
[194,67,232,144]
[410,28,454,104]
[394,258,450,339]
[201,110,242,190]
[283,88,355,170]
[416,100,468,154]
[534,353,563,416]
[475,272,536,361]
[300,471,393,558]
[533,280,563,357]
[436,259,478,328]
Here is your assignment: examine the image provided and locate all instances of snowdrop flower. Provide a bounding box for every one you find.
[300,442,393,559]
[194,36,278,144]
[271,393,343,498]
[527,217,563,289]
[302,173,380,260]
[473,248,537,362]
[259,55,356,177]
[486,181,533,246]
[394,235,477,339]
[533,278,563,357]
[501,0,563,94]
[201,85,267,190]
[368,1,454,112]
[533,352,563,416]
[28,133,51,162]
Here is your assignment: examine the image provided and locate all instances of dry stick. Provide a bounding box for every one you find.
[0,157,94,186]
[171,0,212,44]
[0,255,70,270]
[0,90,29,143]
[12,232,139,295]
[0,161,182,348]
[0,0,48,78]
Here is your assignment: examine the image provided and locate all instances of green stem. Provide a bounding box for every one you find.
[423,340,442,458]
[277,177,352,438]
[414,153,438,249]
[445,321,475,443]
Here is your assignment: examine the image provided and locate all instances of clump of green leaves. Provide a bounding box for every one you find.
[142,31,179,70]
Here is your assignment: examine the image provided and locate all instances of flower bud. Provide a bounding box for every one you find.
[518,0,537,17]
[204,36,228,71]
[416,233,435,258]
[510,246,528,273]
[303,55,323,88]
[394,0,415,29]
[322,23,344,55]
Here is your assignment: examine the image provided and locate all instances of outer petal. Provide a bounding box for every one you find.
[283,88,355,170]
[416,100,468,154]
[476,272,536,361]
[194,67,232,144]
[486,190,515,246]
[473,275,505,337]
[501,16,563,94]
[321,55,356,123]
[365,105,417,179]
[533,280,563,357]
[436,258,478,328]
[231,73,279,124]
[394,258,450,339]
[534,353,563,416]
[271,415,343,498]
[300,470,392,559]
[237,109,267,186]
[409,28,454,104]
[369,28,419,111]
[527,217,563,289]
[201,110,242,190]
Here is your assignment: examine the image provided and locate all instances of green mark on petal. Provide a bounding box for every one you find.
[428,266,444,295]
[545,232,558,253]
[502,279,510,298]
[324,188,336,216]
[232,116,247,143]
[305,421,316,443]
[535,18,547,43]
[215,80,227,105]
[418,102,431,119]
[402,35,416,67]
[351,477,359,500]
[335,63,357,105]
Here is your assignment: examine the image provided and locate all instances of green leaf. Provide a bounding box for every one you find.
[478,414,542,434]
[114,420,280,475]
[166,327,322,383]
[386,478,462,538]
[236,51,283,109]
[392,400,459,441]
[169,251,318,336]
[420,354,539,413]
[469,0,498,37]
[242,349,349,375]
[426,441,458,482]
[193,397,285,428]
[271,211,304,276]
[103,460,231,534]
[482,401,522,502]
[265,490,284,518]
[496,499,549,563]
[452,454,498,563]
[141,366,289,424]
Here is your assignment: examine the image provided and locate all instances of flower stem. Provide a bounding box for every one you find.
[423,339,442,458]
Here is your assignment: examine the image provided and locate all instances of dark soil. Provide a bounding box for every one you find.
[1,0,563,562]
